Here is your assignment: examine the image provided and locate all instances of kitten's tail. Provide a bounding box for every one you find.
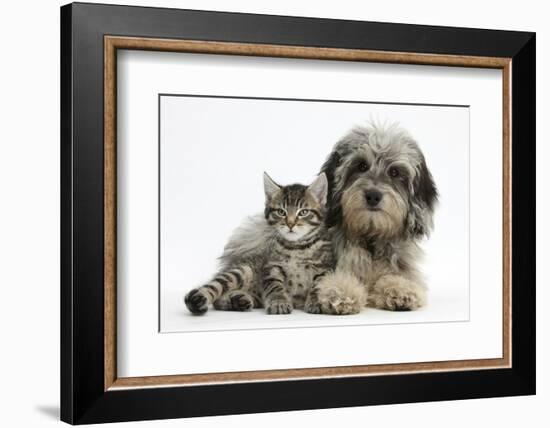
[184,264,255,315]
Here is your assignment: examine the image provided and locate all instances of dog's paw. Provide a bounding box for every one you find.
[327,295,363,315]
[315,271,367,315]
[313,288,363,315]
[382,286,422,311]
[371,275,426,311]
[184,288,209,315]
[266,300,293,315]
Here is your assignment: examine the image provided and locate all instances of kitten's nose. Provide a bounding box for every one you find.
[286,217,296,230]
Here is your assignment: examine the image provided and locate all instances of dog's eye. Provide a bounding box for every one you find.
[388,167,400,178]
[357,161,369,172]
[276,209,286,217]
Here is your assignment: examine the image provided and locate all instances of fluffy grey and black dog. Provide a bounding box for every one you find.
[312,123,438,314]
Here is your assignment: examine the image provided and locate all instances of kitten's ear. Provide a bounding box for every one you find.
[308,173,328,206]
[263,172,281,200]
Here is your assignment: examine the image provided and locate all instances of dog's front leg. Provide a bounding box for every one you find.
[369,274,427,311]
[309,270,367,315]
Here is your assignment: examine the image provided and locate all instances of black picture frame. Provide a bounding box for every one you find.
[61,2,535,424]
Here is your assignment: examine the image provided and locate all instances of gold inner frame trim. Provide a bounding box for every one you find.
[104,35,512,391]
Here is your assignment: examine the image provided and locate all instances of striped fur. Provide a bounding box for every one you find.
[260,173,334,314]
[263,228,334,314]
[184,264,258,314]
[184,173,334,315]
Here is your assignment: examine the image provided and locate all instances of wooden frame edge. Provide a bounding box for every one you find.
[104,36,117,390]
[110,357,509,390]
[103,35,512,391]
[105,35,511,68]
[502,61,512,368]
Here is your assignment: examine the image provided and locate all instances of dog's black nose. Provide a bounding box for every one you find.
[365,190,383,207]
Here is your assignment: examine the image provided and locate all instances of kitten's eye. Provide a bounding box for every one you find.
[276,209,286,217]
[298,209,310,217]
[358,161,369,172]
[388,167,400,178]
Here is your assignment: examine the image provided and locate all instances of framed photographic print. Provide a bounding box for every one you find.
[60,2,536,424]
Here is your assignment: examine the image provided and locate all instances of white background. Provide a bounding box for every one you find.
[0,0,546,427]
[119,51,502,377]
[160,96,471,332]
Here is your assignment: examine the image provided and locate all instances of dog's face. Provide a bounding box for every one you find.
[321,125,438,241]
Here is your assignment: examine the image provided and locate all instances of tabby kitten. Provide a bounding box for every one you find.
[261,172,334,314]
[183,173,334,315]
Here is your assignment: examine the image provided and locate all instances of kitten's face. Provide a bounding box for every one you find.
[263,173,328,242]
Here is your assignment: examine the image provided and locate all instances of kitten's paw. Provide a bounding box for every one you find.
[304,301,322,314]
[230,292,254,311]
[266,300,293,315]
[304,295,322,314]
[214,291,254,311]
[184,288,209,315]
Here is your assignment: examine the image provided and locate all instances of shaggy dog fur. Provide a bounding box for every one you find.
[314,123,438,314]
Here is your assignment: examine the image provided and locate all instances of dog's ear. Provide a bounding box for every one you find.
[320,151,343,227]
[407,155,438,238]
